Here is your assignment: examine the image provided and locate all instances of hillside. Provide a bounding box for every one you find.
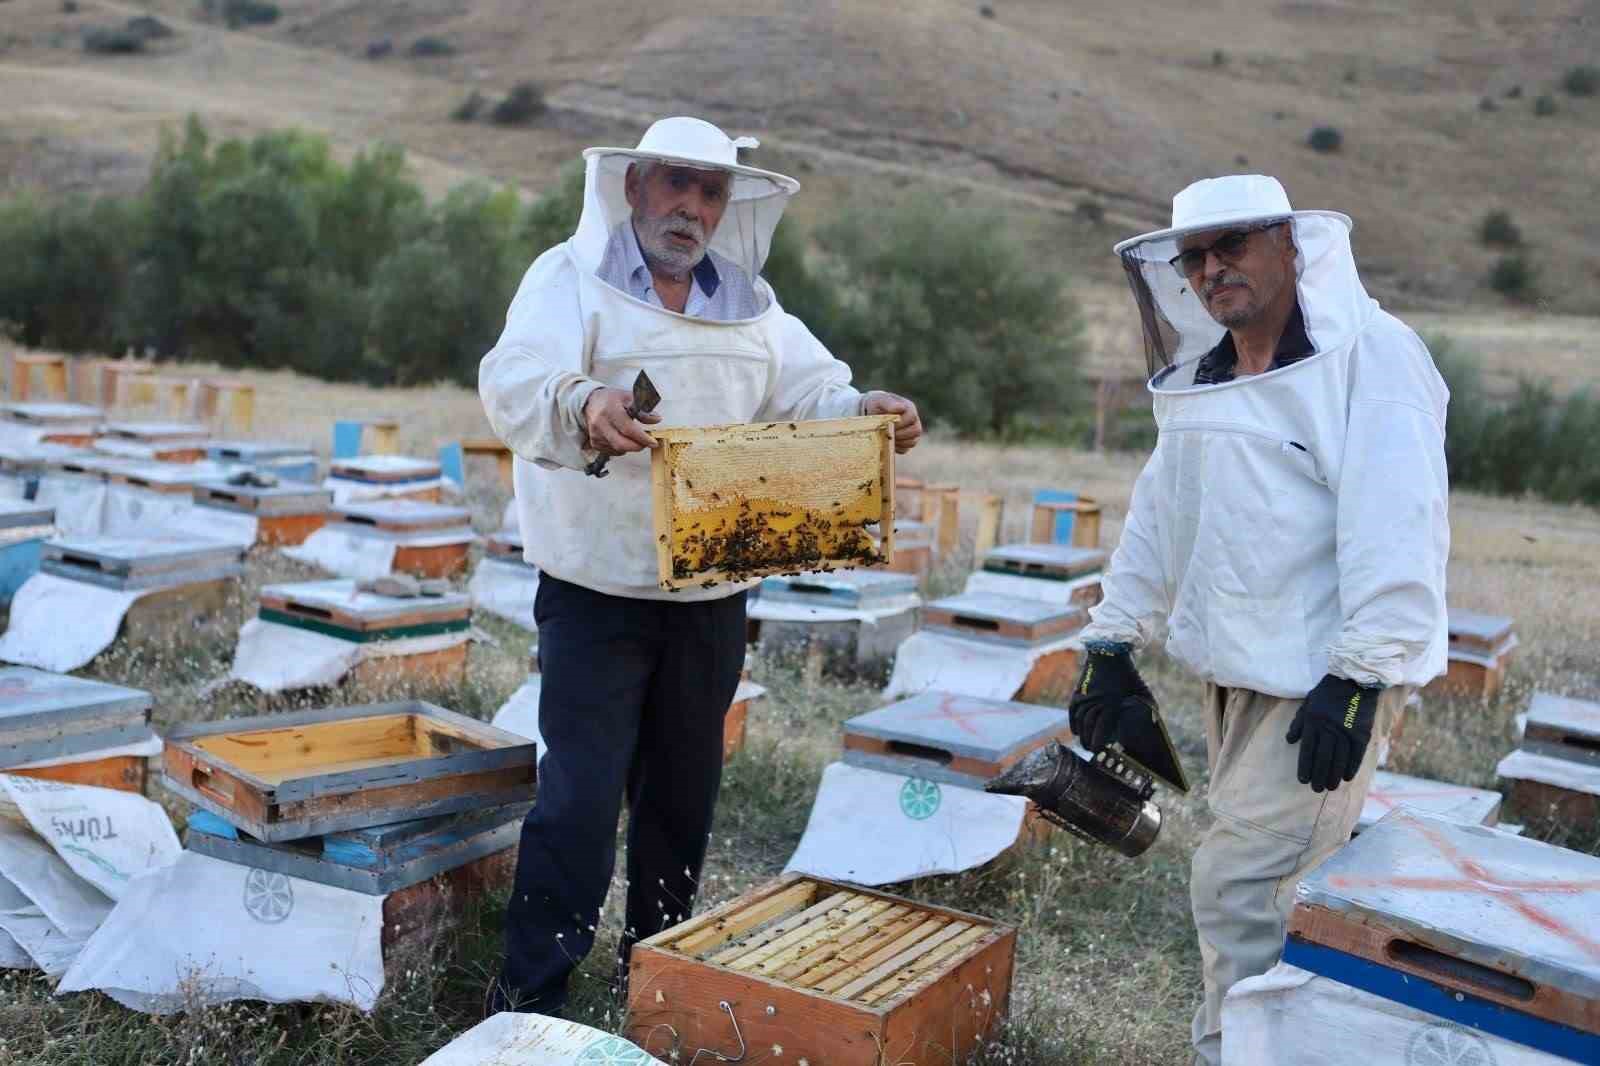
[1,0,1597,385]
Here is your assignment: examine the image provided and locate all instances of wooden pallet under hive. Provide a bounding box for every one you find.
[650,415,897,591]
[0,666,152,768]
[327,500,474,578]
[161,701,537,842]
[923,592,1086,646]
[626,875,1015,1066]
[1284,809,1600,1061]
[193,479,332,546]
[258,578,472,688]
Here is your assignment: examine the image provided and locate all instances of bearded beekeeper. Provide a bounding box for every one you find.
[1068,175,1449,1065]
[478,117,922,1015]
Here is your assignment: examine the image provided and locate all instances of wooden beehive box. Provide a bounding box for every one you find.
[193,479,332,546]
[41,536,245,591]
[108,459,234,496]
[757,569,919,611]
[0,499,53,540]
[327,500,474,578]
[881,518,934,578]
[484,528,529,563]
[650,415,897,591]
[1427,607,1518,699]
[329,454,441,483]
[0,667,152,769]
[185,800,529,894]
[206,440,318,482]
[0,401,104,445]
[723,679,766,760]
[259,579,472,686]
[1355,769,1502,834]
[50,453,143,483]
[1499,692,1600,824]
[1284,809,1600,1059]
[6,752,150,793]
[161,701,537,842]
[382,847,517,962]
[923,592,1086,646]
[97,420,210,462]
[842,690,1074,789]
[982,543,1105,582]
[0,442,86,478]
[626,875,1014,1065]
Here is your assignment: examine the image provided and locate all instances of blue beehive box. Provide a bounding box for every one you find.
[0,500,55,605]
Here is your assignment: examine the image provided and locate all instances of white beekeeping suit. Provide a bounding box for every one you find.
[479,118,864,601]
[1084,177,1450,695]
[1079,175,1450,1066]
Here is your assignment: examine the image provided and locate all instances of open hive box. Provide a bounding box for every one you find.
[0,402,104,445]
[193,479,332,546]
[1285,809,1600,1060]
[328,500,475,578]
[650,415,897,591]
[626,874,1014,1065]
[162,701,537,841]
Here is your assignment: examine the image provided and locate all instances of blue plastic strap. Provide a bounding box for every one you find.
[332,421,363,460]
[186,809,241,840]
[437,441,465,487]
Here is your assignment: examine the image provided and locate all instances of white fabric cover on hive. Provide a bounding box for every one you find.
[420,1012,667,1065]
[469,557,539,630]
[885,628,1082,702]
[282,526,399,580]
[963,569,1101,608]
[1496,747,1600,796]
[1221,962,1569,1066]
[0,574,144,672]
[491,675,547,770]
[783,761,1028,886]
[30,476,106,538]
[228,618,470,693]
[100,485,258,547]
[59,850,386,1013]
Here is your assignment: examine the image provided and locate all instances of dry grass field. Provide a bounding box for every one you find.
[0,365,1595,1064]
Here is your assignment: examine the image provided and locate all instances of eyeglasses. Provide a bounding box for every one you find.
[1168,222,1285,278]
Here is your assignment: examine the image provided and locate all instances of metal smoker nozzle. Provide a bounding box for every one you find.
[985,741,1163,858]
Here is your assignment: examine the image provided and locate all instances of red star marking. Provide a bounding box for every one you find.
[903,694,1031,738]
[1328,812,1600,961]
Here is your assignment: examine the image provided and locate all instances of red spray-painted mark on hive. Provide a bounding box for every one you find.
[1328,812,1600,961]
[1364,783,1487,813]
[904,694,1027,738]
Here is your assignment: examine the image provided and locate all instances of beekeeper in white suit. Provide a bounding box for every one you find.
[478,117,921,1015]
[1067,175,1449,1065]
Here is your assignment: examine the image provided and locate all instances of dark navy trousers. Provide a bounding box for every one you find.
[495,574,747,1012]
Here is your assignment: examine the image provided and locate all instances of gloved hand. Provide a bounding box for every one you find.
[1286,674,1381,793]
[1068,648,1158,753]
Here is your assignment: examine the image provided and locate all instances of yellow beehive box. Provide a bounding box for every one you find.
[650,415,897,591]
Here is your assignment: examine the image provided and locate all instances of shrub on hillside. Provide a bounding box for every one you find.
[490,83,546,126]
[451,91,485,122]
[1562,65,1598,97]
[1534,94,1557,117]
[1478,209,1521,247]
[82,26,145,53]
[0,196,140,352]
[125,16,173,40]
[365,39,393,59]
[1306,126,1342,152]
[1487,254,1536,301]
[200,0,280,28]
[808,191,1084,436]
[408,36,455,57]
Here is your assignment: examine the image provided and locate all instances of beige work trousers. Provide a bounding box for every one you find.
[1189,682,1406,1066]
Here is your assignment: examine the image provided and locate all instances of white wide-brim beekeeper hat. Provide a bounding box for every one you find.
[1114,175,1364,375]
[572,117,800,283]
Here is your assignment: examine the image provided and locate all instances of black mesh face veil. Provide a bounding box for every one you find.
[1121,250,1183,380]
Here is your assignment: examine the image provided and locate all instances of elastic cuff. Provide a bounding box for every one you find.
[1084,639,1133,656]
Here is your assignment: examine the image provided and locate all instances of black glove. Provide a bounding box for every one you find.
[1286,675,1380,793]
[1068,648,1158,753]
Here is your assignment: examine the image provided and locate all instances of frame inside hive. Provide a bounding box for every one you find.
[650,415,897,591]
[639,876,1008,1008]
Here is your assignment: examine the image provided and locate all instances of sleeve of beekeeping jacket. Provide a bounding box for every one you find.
[478,251,603,473]
[1079,454,1169,650]
[1324,326,1450,687]
[754,306,866,422]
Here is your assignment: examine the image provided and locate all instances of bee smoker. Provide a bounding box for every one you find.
[986,703,1188,858]
[985,742,1164,857]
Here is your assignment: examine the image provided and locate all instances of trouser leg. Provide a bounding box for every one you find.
[1189,683,1404,1066]
[497,576,658,1012]
[619,590,748,968]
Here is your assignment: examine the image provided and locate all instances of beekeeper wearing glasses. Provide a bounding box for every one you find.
[478,117,921,1017]
[1069,175,1449,1065]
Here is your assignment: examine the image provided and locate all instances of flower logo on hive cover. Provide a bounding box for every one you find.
[1406,1022,1495,1066]
[243,868,294,924]
[899,777,941,820]
[576,1035,652,1064]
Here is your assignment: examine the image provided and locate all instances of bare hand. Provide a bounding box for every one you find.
[583,386,662,456]
[863,391,923,454]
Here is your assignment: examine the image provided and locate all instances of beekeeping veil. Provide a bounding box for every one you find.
[572,117,799,314]
[1115,175,1374,381]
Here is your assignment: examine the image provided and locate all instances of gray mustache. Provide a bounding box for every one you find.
[1203,273,1248,298]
